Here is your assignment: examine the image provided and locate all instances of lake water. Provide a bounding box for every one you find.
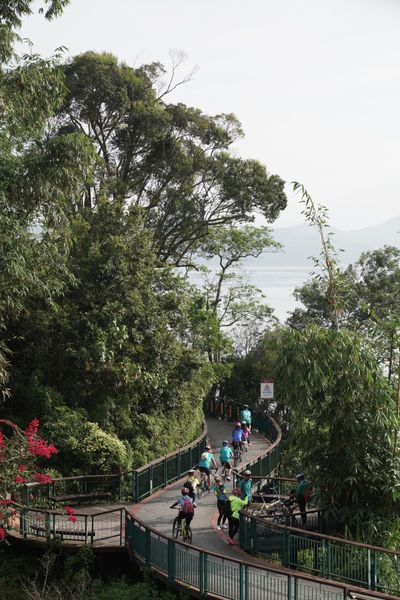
[245,265,313,322]
[190,265,313,324]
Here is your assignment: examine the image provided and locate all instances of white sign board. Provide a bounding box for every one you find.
[260,379,274,400]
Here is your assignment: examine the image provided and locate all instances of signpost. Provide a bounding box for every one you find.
[260,379,274,401]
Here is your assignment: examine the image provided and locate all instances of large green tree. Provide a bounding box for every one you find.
[53,52,287,265]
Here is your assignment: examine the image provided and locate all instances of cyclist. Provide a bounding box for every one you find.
[170,487,196,529]
[219,440,233,481]
[238,469,253,503]
[240,404,252,433]
[227,487,248,544]
[241,421,250,447]
[213,476,229,529]
[231,421,245,455]
[198,445,217,489]
[295,473,312,526]
[184,469,199,501]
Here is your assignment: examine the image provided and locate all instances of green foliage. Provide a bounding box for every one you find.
[275,325,400,534]
[43,406,131,474]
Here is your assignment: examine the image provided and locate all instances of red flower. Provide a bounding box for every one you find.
[68,515,77,523]
[0,527,5,542]
[34,473,53,484]
[27,438,58,459]
[15,475,25,484]
[0,432,6,449]
[63,505,75,516]
[18,464,28,472]
[25,419,39,436]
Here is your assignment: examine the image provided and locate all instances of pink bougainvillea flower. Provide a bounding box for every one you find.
[34,473,53,484]
[15,475,25,484]
[63,505,75,516]
[18,464,28,472]
[0,431,6,449]
[0,527,5,542]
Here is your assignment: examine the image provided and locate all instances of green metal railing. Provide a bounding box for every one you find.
[126,513,400,600]
[240,512,400,595]
[11,504,124,546]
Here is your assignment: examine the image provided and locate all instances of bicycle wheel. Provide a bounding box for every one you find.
[172,517,180,539]
[183,525,192,544]
[198,479,207,499]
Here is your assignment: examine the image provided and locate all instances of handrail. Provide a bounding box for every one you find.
[126,512,400,600]
[240,510,400,594]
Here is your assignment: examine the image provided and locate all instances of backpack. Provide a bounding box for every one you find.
[182,499,194,513]
[304,482,313,503]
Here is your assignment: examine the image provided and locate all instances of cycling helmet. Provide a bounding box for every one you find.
[235,421,242,427]
[244,470,252,476]
[215,476,222,483]
[181,487,189,495]
[188,469,195,474]
[296,473,305,481]
[205,445,211,450]
[241,421,247,425]
[222,440,229,446]
[233,487,241,497]
[242,404,249,409]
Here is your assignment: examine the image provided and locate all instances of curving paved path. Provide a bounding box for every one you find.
[130,417,271,561]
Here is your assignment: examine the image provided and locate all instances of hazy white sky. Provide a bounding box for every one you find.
[22,0,400,230]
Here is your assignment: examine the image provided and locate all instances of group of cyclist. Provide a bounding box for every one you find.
[170,405,254,545]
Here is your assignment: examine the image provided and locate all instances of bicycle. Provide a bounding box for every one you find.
[197,471,210,499]
[171,508,193,544]
[232,443,242,467]
[271,499,298,527]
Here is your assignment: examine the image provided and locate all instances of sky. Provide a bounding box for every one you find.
[21,0,400,230]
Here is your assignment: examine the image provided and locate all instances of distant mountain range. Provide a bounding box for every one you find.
[265,216,400,267]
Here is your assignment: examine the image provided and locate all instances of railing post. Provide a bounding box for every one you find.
[287,574,292,600]
[119,509,124,546]
[84,514,88,545]
[91,515,94,546]
[145,528,151,565]
[199,551,206,596]
[163,458,168,487]
[368,548,377,591]
[45,511,51,541]
[133,471,139,503]
[176,452,181,478]
[250,514,257,554]
[283,529,290,567]
[167,539,175,585]
[23,485,29,507]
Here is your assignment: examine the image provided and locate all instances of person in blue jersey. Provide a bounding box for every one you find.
[219,440,233,481]
[240,404,252,432]
[198,445,217,489]
[213,476,229,529]
[238,470,253,503]
[231,421,245,454]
